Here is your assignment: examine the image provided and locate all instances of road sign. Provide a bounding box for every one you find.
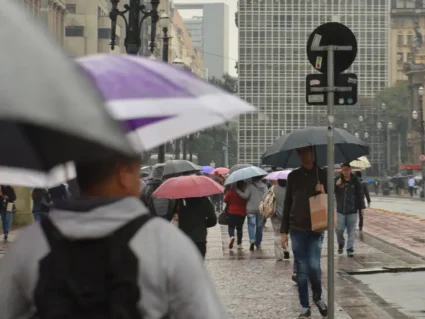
[420,154,425,162]
[306,73,358,106]
[306,22,357,74]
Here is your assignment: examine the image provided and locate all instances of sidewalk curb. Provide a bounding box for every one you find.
[369,208,425,222]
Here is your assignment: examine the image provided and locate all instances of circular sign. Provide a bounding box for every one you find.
[420,154,425,162]
[306,22,358,74]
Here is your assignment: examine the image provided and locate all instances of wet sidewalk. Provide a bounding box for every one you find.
[205,212,425,319]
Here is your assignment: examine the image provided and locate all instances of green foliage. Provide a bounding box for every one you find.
[208,73,238,94]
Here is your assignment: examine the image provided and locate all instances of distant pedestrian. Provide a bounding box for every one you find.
[374,179,380,194]
[176,196,217,258]
[0,185,16,241]
[48,183,68,204]
[335,164,365,257]
[236,176,268,251]
[31,188,52,222]
[224,181,247,250]
[354,172,370,231]
[280,146,328,318]
[211,173,224,212]
[408,177,415,197]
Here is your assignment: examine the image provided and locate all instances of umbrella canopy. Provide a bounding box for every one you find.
[201,166,214,174]
[261,127,369,168]
[0,2,135,187]
[224,166,268,186]
[350,156,371,170]
[146,163,165,180]
[162,160,200,178]
[153,175,224,199]
[265,170,292,181]
[77,54,255,152]
[211,167,230,175]
[229,163,253,175]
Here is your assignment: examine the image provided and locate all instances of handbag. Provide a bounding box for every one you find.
[218,203,229,225]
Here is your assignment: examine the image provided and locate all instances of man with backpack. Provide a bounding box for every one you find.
[0,155,228,319]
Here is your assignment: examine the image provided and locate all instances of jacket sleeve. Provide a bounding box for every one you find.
[280,174,292,234]
[236,186,250,200]
[356,179,366,209]
[7,187,16,203]
[363,183,371,204]
[223,191,230,203]
[205,199,217,228]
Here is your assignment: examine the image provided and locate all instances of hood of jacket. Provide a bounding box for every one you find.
[245,181,268,212]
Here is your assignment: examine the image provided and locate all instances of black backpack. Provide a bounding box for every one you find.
[34,214,152,319]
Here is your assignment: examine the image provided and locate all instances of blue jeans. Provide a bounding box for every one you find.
[1,211,13,235]
[247,212,263,246]
[336,212,357,251]
[291,231,324,308]
[33,211,49,223]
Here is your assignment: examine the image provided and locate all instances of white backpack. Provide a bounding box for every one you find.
[259,186,276,218]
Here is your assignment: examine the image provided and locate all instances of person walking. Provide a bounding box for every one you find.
[270,178,289,261]
[0,185,16,241]
[224,181,247,250]
[354,172,371,231]
[177,196,217,258]
[280,146,328,318]
[335,164,365,257]
[408,177,415,197]
[0,155,228,319]
[31,188,52,222]
[236,176,268,251]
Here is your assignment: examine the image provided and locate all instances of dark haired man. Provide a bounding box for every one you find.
[335,163,365,257]
[0,155,227,319]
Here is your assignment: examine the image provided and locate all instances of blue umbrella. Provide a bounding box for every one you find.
[225,166,268,186]
[201,166,214,174]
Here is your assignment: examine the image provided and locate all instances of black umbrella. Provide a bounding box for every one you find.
[229,163,253,175]
[261,127,369,168]
[162,160,201,178]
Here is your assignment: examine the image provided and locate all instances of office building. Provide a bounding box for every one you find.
[174,2,229,78]
[237,0,390,167]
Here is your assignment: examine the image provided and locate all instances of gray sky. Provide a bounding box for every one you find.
[173,0,238,76]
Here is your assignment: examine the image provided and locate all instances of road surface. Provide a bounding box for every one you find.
[371,196,425,218]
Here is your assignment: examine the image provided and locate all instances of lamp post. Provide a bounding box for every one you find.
[343,123,348,130]
[354,132,359,139]
[413,85,425,199]
[109,0,160,55]
[155,12,171,163]
[387,122,393,175]
[189,132,200,162]
[364,132,369,140]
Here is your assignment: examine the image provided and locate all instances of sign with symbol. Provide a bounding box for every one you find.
[420,155,425,162]
[306,22,357,74]
[305,73,358,106]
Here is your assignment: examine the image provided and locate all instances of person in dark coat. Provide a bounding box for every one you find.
[31,188,52,222]
[355,171,371,231]
[0,185,16,241]
[48,184,68,204]
[177,197,217,258]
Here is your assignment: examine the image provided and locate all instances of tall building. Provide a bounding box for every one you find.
[40,0,67,47]
[174,2,229,78]
[390,0,425,85]
[237,0,390,166]
[64,0,123,56]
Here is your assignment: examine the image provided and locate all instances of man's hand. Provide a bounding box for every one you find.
[336,178,342,186]
[316,184,325,194]
[3,195,8,200]
[281,233,288,249]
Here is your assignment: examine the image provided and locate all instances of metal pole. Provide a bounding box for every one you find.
[398,133,401,165]
[126,0,141,55]
[224,131,229,167]
[326,45,335,319]
[157,27,169,163]
[386,127,391,175]
[421,97,425,200]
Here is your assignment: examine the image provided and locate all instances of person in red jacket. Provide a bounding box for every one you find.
[224,181,247,249]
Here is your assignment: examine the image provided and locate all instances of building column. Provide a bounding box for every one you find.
[12,187,34,228]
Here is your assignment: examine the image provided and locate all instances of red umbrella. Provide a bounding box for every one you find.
[211,167,229,175]
[152,175,224,199]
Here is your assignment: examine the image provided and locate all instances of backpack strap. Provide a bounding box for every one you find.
[112,214,153,242]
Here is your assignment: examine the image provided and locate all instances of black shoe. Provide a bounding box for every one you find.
[347,249,354,258]
[284,251,290,259]
[314,299,328,317]
[250,243,255,251]
[291,273,297,284]
[298,308,311,318]
[338,245,344,254]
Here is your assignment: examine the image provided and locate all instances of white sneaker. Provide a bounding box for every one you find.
[237,244,243,249]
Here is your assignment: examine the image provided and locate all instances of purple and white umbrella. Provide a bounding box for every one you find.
[265,170,292,181]
[77,54,255,152]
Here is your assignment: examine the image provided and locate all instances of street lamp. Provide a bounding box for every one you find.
[355,132,359,138]
[377,122,382,130]
[381,102,387,111]
[343,123,348,129]
[109,0,160,55]
[156,12,171,163]
[364,132,369,139]
[413,85,425,199]
[358,115,364,123]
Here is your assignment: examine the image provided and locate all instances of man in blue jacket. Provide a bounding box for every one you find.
[335,163,365,257]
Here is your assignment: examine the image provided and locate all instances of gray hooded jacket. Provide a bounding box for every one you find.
[0,197,228,319]
[236,181,268,213]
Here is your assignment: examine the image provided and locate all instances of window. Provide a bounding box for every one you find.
[397,52,403,62]
[65,26,84,37]
[98,28,111,39]
[397,35,404,46]
[408,35,413,45]
[66,4,76,14]
[407,52,413,61]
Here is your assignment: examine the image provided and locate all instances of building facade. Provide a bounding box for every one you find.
[174,2,229,78]
[64,0,123,56]
[237,0,390,166]
[40,0,67,47]
[183,16,203,51]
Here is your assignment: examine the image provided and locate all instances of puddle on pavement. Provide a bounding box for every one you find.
[353,272,425,318]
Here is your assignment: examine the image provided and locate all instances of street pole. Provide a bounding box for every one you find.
[386,127,391,175]
[420,96,425,200]
[398,132,401,165]
[189,135,193,162]
[224,131,229,167]
[326,45,335,319]
[157,23,169,163]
